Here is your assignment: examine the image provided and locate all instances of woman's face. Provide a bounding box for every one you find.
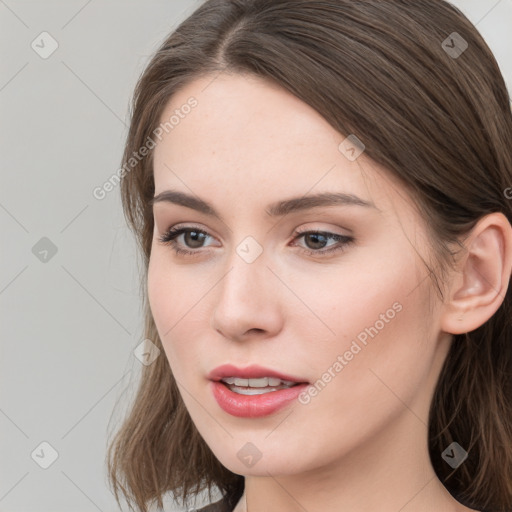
[148,72,452,476]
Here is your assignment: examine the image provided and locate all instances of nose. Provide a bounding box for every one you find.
[211,254,283,342]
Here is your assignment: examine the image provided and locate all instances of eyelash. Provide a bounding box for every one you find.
[157,225,355,258]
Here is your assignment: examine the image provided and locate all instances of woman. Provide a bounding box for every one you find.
[106,1,512,511]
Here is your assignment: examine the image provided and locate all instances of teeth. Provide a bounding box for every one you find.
[229,386,282,395]
[220,376,296,387]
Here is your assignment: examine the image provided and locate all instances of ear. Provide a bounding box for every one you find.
[441,212,512,335]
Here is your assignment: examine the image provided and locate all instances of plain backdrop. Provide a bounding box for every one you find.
[1,1,511,511]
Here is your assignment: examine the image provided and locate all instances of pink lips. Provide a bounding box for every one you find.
[208,364,309,418]
[208,363,307,383]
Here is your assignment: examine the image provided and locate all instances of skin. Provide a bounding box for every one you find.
[148,72,512,512]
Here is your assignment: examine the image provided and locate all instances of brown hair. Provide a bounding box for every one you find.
[106,1,512,511]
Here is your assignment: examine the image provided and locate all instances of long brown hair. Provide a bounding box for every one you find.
[106,1,512,511]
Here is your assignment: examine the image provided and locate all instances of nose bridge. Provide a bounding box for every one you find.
[219,230,268,297]
[218,245,268,311]
[211,242,282,338]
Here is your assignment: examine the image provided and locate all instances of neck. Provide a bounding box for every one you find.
[233,409,478,512]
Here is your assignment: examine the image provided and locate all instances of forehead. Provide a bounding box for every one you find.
[152,73,412,220]
[155,73,341,168]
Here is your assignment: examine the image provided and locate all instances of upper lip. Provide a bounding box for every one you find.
[208,364,309,383]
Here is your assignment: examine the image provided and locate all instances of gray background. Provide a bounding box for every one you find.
[1,1,511,511]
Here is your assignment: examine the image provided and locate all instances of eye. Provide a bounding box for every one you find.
[291,228,355,256]
[157,225,215,257]
[157,225,355,258]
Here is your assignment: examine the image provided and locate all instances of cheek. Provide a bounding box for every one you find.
[292,251,433,404]
[147,248,189,325]
[147,253,168,328]
[147,251,207,377]
[147,253,181,360]
[289,249,411,346]
[307,294,434,444]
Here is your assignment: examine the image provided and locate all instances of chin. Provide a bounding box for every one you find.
[206,437,316,477]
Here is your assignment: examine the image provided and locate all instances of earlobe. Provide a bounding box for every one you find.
[441,212,512,335]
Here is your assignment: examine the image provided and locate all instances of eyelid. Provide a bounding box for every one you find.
[157,224,218,246]
[157,223,355,258]
[156,223,350,245]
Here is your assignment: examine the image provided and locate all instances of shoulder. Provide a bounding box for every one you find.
[194,495,233,512]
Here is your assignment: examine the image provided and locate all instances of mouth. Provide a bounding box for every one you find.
[208,363,309,390]
[218,376,303,395]
[208,364,310,417]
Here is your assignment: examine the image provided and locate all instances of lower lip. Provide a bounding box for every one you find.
[210,381,309,418]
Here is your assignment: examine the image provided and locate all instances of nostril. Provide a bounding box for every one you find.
[248,328,265,334]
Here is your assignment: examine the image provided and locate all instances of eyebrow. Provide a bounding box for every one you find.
[150,189,378,221]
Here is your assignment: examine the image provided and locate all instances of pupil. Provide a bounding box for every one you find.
[306,233,326,250]
[185,230,205,248]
